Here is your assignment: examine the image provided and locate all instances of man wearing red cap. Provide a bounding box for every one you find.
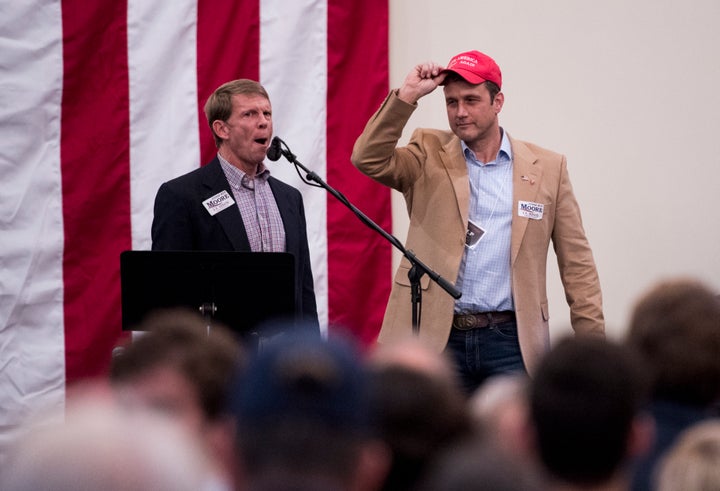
[352,50,604,392]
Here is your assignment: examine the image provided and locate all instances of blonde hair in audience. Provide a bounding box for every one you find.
[656,420,720,491]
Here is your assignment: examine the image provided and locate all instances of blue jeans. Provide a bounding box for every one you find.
[444,320,526,394]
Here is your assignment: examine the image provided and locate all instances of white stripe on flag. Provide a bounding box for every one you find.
[260,0,329,330]
[127,0,201,251]
[0,0,66,448]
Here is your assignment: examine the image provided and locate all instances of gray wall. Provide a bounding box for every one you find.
[388,0,720,339]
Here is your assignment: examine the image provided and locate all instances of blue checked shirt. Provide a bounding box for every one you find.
[218,155,286,253]
[454,129,514,313]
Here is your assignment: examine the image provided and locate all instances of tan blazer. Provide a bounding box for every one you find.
[351,91,604,374]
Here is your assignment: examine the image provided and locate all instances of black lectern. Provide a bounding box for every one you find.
[120,251,295,335]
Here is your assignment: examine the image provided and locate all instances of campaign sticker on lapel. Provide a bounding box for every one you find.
[202,190,235,216]
[518,201,544,220]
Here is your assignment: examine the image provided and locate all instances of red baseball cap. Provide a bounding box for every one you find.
[440,50,502,88]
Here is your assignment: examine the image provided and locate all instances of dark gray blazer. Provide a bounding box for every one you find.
[151,157,319,329]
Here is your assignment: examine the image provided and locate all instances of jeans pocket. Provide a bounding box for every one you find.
[491,322,519,340]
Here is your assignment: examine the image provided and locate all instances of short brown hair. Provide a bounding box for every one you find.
[627,278,720,406]
[110,308,244,421]
[443,73,501,103]
[203,79,270,147]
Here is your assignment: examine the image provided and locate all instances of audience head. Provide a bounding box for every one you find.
[110,308,243,428]
[369,336,459,387]
[109,308,244,487]
[230,332,389,491]
[655,420,720,491]
[1,397,208,491]
[416,439,545,491]
[529,336,651,487]
[468,373,531,460]
[367,338,472,491]
[626,277,720,407]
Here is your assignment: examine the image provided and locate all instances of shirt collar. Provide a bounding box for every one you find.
[217,153,270,189]
[461,127,513,165]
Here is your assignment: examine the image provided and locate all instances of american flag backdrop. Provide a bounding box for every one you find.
[0,0,390,451]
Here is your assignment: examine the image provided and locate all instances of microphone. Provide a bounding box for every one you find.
[266,136,283,161]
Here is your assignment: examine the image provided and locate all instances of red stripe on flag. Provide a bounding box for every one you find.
[196,1,261,165]
[326,0,391,345]
[61,0,131,382]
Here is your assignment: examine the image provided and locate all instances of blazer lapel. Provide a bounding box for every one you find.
[510,137,543,264]
[201,158,252,251]
[440,137,470,229]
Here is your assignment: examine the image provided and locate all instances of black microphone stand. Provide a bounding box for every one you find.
[269,138,461,335]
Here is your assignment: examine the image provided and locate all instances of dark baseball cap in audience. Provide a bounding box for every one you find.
[231,333,369,432]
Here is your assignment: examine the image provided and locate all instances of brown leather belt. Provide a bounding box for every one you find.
[452,311,516,330]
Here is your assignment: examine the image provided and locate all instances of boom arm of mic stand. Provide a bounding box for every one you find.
[282,152,462,301]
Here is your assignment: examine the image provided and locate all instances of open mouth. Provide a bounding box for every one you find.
[254,138,268,145]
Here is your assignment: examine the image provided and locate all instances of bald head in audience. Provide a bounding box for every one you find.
[1,398,209,491]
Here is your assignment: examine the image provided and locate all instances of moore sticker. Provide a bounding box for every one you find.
[518,200,544,220]
[202,191,235,216]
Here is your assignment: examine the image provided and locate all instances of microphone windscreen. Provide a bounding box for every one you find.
[266,136,283,161]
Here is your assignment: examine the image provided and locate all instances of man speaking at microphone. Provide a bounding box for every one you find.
[151,79,319,331]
